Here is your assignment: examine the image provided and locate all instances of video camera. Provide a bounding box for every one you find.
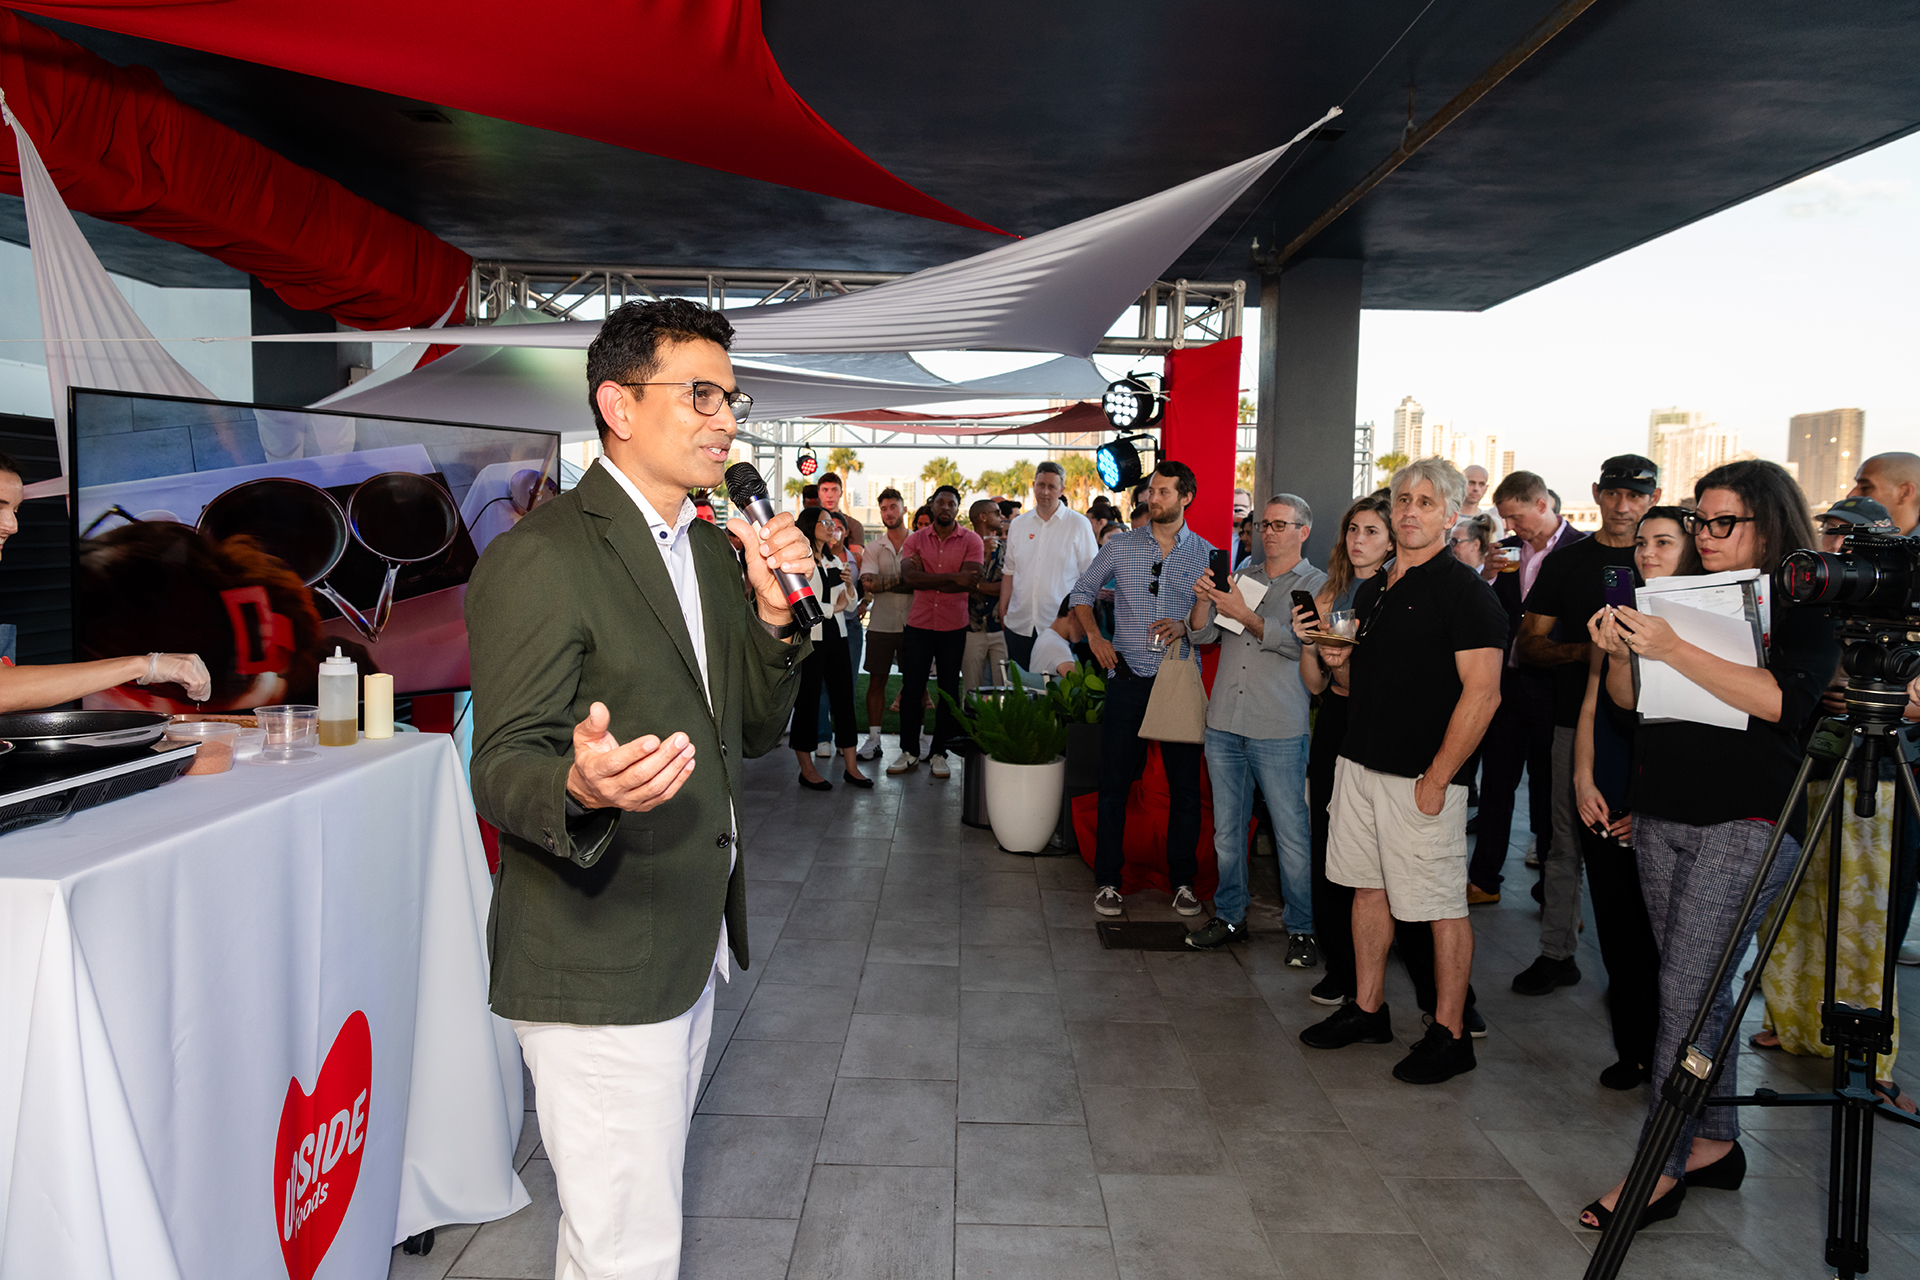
[1778,529,1919,627]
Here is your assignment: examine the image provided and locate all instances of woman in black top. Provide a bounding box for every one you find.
[1579,462,1839,1231]
[790,507,871,791]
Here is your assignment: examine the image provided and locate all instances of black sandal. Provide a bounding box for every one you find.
[1580,1180,1686,1231]
[841,769,874,789]
[1684,1140,1745,1191]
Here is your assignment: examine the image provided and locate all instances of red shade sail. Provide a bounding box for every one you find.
[2,0,1006,237]
[0,9,472,329]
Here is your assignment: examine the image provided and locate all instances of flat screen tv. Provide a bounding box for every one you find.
[69,388,560,712]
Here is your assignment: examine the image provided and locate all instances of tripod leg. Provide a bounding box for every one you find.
[1585,741,1859,1280]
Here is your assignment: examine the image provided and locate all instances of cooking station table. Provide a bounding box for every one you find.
[0,733,527,1279]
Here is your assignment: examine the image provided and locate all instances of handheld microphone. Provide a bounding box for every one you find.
[723,462,825,631]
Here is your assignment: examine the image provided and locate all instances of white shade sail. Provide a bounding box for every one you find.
[243,109,1338,359]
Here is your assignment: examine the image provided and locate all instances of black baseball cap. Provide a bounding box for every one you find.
[1598,454,1659,495]
[1816,495,1896,531]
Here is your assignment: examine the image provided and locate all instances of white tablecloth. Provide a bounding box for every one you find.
[0,735,529,1279]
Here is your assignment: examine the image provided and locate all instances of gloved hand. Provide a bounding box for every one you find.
[137,652,213,703]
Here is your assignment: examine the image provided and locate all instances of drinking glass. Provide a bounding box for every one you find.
[253,705,320,764]
[1326,609,1359,639]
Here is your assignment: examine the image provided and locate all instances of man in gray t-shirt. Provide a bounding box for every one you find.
[1184,496,1327,959]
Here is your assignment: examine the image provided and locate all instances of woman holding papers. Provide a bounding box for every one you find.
[791,508,871,791]
[1579,461,1839,1231]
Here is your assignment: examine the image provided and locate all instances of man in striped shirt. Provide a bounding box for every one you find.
[1070,460,1216,919]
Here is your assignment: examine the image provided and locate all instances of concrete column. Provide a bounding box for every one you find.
[1252,258,1362,569]
[250,278,348,408]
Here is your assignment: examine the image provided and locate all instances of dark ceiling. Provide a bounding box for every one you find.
[5,1,1917,310]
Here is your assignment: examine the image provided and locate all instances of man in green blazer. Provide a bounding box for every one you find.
[466,298,812,1280]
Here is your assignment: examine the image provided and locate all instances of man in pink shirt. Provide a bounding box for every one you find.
[887,485,984,779]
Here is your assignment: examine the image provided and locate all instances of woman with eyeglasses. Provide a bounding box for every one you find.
[1448,515,1497,579]
[1570,506,1695,1094]
[1292,495,1392,1007]
[1579,462,1840,1231]
[790,508,871,791]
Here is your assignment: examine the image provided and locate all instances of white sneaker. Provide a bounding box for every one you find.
[1900,939,1920,967]
[1094,887,1123,917]
[857,736,884,761]
[928,753,950,779]
[886,752,919,776]
[815,742,833,758]
[1173,886,1202,917]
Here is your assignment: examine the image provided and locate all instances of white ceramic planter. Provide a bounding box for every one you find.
[984,755,1067,854]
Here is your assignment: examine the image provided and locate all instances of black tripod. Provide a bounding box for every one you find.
[1586,639,1920,1280]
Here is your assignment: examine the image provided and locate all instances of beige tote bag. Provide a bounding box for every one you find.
[1139,638,1208,743]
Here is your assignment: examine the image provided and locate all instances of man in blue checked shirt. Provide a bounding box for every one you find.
[1070,460,1216,919]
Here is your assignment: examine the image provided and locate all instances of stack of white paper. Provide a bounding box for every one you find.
[1633,569,1767,729]
[1214,574,1271,635]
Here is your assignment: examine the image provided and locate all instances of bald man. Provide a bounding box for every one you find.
[1850,452,1920,535]
[1461,466,1490,519]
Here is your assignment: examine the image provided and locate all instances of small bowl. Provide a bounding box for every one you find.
[164,719,239,775]
[253,705,320,764]
[231,728,266,759]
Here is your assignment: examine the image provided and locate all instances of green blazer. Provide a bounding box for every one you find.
[465,461,808,1025]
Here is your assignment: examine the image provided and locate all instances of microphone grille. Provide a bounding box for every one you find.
[723,462,769,508]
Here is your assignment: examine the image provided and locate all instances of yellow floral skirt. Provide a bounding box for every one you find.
[1758,777,1899,1076]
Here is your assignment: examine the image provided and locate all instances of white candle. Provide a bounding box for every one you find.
[363,673,395,739]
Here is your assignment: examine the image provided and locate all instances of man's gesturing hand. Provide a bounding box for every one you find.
[727,512,815,626]
[566,701,696,813]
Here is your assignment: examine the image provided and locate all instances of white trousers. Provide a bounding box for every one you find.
[512,977,715,1280]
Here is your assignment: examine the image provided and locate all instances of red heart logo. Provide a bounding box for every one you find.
[273,1012,371,1280]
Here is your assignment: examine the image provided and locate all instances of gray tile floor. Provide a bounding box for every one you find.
[395,739,1920,1280]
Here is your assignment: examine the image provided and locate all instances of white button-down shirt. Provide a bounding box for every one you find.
[1001,503,1099,637]
[596,458,733,982]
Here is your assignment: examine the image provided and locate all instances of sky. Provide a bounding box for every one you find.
[872,126,1920,502]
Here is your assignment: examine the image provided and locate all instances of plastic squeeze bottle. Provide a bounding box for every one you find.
[318,647,359,746]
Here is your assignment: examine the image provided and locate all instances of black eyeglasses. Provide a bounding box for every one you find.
[1260,519,1307,533]
[620,379,753,423]
[1682,512,1755,540]
[1148,559,1163,595]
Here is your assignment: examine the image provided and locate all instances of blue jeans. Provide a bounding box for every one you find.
[1204,728,1313,932]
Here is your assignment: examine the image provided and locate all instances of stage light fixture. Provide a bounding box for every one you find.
[1101,376,1164,431]
[1095,433,1157,492]
[796,447,819,477]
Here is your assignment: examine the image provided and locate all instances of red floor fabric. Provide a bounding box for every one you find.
[4,0,1005,237]
[0,9,472,329]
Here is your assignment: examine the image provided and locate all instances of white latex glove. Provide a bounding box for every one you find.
[137,652,213,702]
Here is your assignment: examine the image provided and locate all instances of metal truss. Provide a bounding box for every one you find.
[467,261,1243,354]
[1353,421,1375,497]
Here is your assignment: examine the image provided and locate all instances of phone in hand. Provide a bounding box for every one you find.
[1602,565,1635,611]
[1291,590,1321,626]
[1208,548,1231,593]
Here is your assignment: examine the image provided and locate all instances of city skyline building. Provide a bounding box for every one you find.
[1647,406,1743,497]
[1786,407,1865,508]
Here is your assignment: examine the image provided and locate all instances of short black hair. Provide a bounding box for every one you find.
[932,484,962,503]
[878,487,904,504]
[1152,459,1197,500]
[818,472,843,487]
[0,450,20,480]
[584,298,735,439]
[997,499,1018,520]
[802,484,819,503]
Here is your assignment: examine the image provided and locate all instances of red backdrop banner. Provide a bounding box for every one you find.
[1161,337,1241,692]
[3,0,1006,237]
[0,10,472,329]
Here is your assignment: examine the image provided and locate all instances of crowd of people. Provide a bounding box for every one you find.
[780,439,1920,1230]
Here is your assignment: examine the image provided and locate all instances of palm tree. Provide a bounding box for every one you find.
[1061,454,1102,509]
[920,457,968,495]
[827,447,862,478]
[784,476,808,508]
[1235,456,1256,493]
[975,467,1008,497]
[1000,459,1036,497]
[1374,452,1409,487]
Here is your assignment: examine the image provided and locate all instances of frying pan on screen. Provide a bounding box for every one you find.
[198,473,460,643]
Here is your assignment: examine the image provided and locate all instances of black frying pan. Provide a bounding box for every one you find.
[0,710,171,755]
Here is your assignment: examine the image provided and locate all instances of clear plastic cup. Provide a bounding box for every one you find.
[164,719,239,774]
[1327,609,1359,639]
[253,705,320,764]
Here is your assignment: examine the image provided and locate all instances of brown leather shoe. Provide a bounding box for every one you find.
[1466,885,1501,906]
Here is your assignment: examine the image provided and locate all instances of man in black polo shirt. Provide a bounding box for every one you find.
[1512,455,1661,996]
[1300,458,1507,1084]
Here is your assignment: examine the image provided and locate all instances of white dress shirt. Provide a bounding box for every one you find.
[1002,503,1099,636]
[596,457,733,981]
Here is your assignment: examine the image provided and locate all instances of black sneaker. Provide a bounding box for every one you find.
[1300,1001,1392,1049]
[1511,954,1581,996]
[1393,1020,1477,1084]
[1308,974,1349,1007]
[1185,916,1247,949]
[1284,933,1320,969]
[1424,1008,1489,1040]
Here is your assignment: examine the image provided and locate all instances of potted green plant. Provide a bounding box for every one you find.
[941,666,1068,853]
[1044,661,1105,793]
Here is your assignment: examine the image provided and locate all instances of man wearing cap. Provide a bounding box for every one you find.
[1817,495,1897,552]
[1511,455,1661,995]
[1849,452,1920,537]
